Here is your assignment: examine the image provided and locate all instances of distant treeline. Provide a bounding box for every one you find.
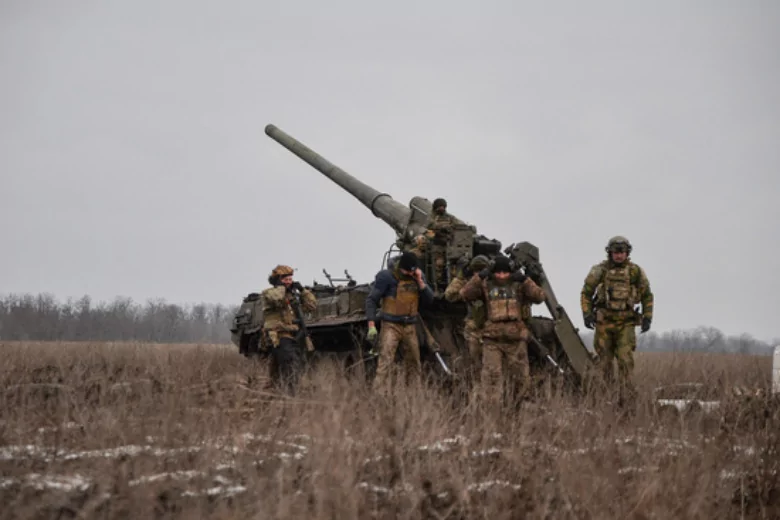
[581,327,777,356]
[0,293,776,354]
[0,293,237,343]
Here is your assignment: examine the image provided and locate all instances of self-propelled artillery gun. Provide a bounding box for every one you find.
[230,124,595,387]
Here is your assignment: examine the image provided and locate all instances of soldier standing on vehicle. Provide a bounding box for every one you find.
[580,236,654,403]
[445,254,490,383]
[261,265,317,395]
[365,251,435,396]
[459,255,547,408]
[424,198,463,290]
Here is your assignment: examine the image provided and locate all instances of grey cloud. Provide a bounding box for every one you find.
[1,0,778,341]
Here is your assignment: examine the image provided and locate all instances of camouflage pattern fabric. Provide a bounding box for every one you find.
[259,284,317,394]
[593,316,636,399]
[464,318,483,383]
[580,258,652,399]
[445,274,484,382]
[481,331,531,407]
[459,274,546,407]
[261,286,317,339]
[372,321,422,396]
[425,211,463,288]
[580,260,653,320]
[429,244,448,288]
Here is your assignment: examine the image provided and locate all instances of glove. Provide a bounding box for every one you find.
[583,312,595,330]
[641,317,651,333]
[510,271,527,283]
[291,281,304,292]
[478,268,490,280]
[367,326,378,341]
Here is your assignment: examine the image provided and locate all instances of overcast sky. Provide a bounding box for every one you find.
[1,1,778,342]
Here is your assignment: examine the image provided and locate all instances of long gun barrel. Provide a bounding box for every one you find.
[264,123,594,381]
[265,124,420,239]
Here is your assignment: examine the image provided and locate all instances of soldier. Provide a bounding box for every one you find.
[580,236,654,402]
[261,265,317,395]
[424,198,463,290]
[407,233,428,262]
[459,255,546,407]
[365,251,435,395]
[444,254,490,383]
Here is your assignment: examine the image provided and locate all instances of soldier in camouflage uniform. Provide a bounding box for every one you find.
[444,255,490,383]
[580,236,654,401]
[424,198,464,290]
[261,265,317,395]
[459,256,546,407]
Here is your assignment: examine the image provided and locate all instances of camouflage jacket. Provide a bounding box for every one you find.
[425,211,463,245]
[459,274,546,319]
[445,274,486,327]
[261,285,317,333]
[580,259,653,319]
[458,274,545,340]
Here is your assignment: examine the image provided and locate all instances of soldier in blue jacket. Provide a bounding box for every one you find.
[365,251,435,394]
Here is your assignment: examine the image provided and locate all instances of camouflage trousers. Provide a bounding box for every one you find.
[373,321,422,396]
[464,319,483,383]
[480,336,531,408]
[593,316,636,399]
[430,245,448,289]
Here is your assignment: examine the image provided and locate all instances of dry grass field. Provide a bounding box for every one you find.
[1,341,778,519]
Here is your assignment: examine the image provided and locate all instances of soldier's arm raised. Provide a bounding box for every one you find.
[458,273,484,302]
[444,276,466,302]
[520,278,546,304]
[263,286,287,308]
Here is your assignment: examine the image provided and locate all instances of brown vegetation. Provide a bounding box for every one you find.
[0,341,778,519]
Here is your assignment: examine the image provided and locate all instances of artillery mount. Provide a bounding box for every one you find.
[230,124,595,388]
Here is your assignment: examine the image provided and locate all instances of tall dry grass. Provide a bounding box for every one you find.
[0,341,777,519]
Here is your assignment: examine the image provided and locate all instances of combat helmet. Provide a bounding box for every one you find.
[433,198,447,210]
[605,236,632,255]
[469,255,490,271]
[271,265,294,277]
[269,264,294,285]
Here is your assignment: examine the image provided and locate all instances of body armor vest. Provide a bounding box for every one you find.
[597,264,637,312]
[381,271,420,317]
[484,280,522,322]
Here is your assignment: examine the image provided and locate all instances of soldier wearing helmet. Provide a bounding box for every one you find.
[580,236,654,403]
[444,254,490,383]
[261,264,317,395]
[424,198,464,290]
[459,255,546,408]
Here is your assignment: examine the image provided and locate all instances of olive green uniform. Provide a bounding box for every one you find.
[581,258,653,395]
[424,208,463,289]
[444,274,484,379]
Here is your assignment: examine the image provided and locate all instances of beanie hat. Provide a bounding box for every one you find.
[397,251,419,271]
[492,256,512,274]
